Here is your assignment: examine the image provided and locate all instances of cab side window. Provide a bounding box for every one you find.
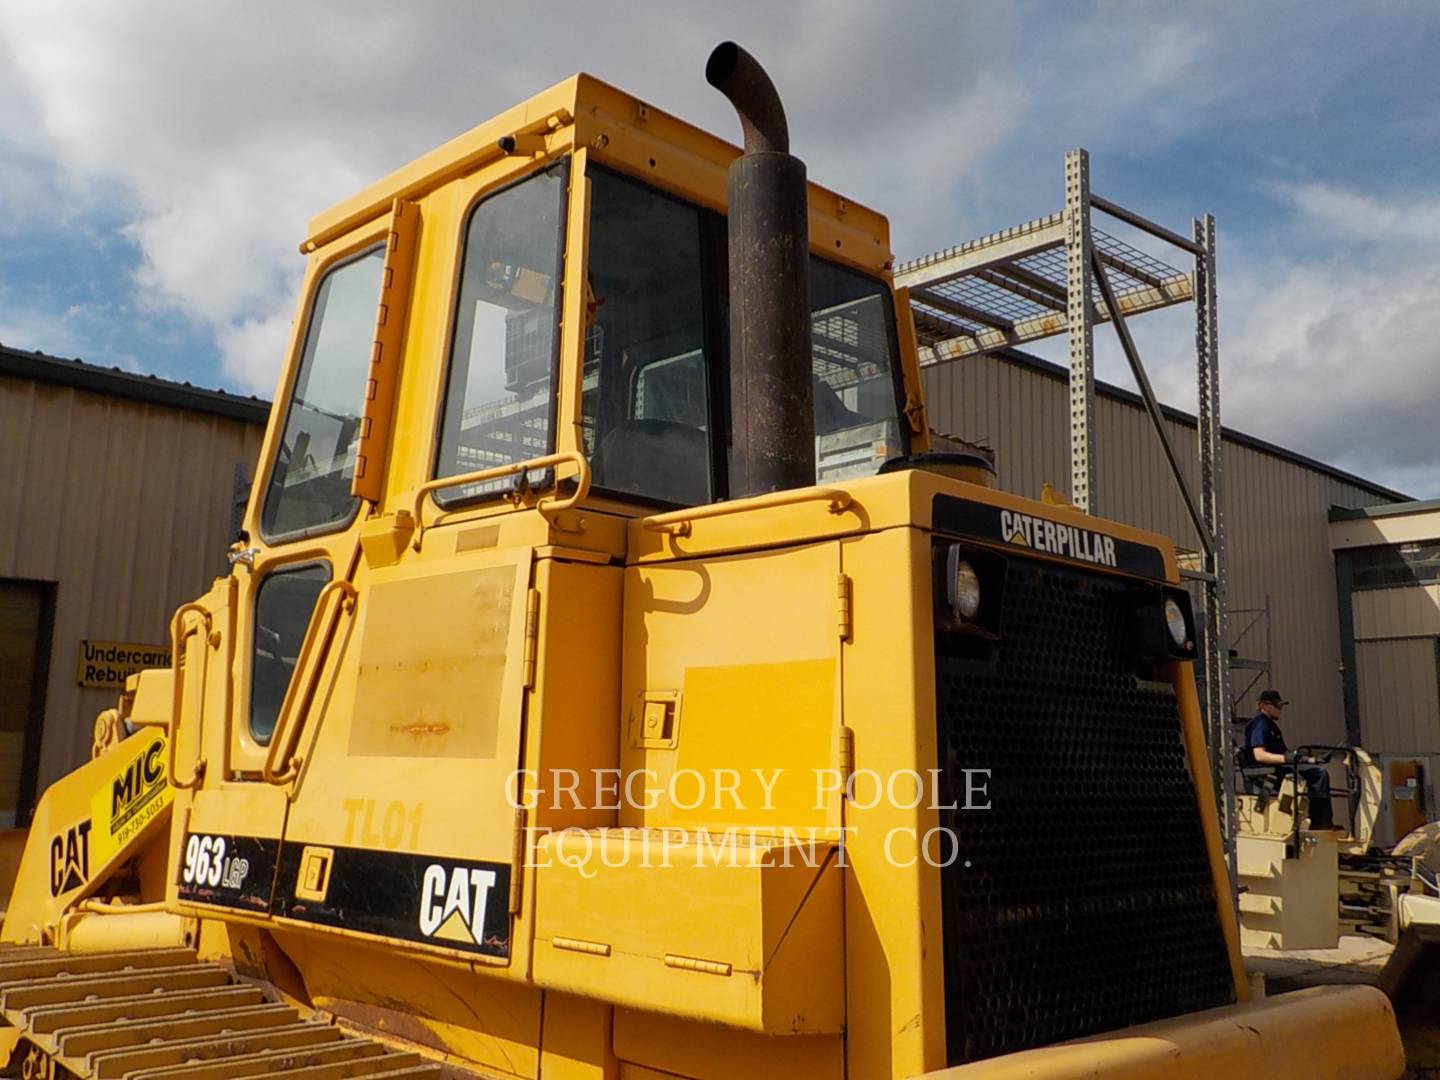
[260,246,385,541]
[250,563,330,745]
[810,259,909,482]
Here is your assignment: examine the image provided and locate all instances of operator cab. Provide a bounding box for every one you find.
[432,162,913,512]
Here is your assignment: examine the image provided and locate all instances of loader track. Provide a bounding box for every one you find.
[0,944,441,1079]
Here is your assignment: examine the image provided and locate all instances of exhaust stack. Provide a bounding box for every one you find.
[706,42,814,497]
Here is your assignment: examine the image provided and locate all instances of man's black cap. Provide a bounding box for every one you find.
[1259,689,1289,706]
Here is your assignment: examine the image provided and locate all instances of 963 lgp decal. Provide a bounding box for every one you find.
[175,832,511,958]
[176,833,279,912]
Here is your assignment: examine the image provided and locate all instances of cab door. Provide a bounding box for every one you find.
[269,160,573,967]
[173,226,390,919]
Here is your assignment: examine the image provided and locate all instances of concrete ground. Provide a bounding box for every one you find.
[1244,933,1394,993]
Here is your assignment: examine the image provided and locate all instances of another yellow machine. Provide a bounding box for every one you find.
[0,43,1408,1080]
[1237,744,1440,952]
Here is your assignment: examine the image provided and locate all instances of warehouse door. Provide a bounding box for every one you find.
[0,580,54,827]
[1355,637,1440,755]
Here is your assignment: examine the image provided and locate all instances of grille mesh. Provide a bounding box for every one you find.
[936,556,1234,1064]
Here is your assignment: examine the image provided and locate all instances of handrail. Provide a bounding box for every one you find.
[1287,743,1362,850]
[167,603,212,790]
[262,580,358,786]
[411,450,591,550]
[640,486,854,538]
[77,899,167,915]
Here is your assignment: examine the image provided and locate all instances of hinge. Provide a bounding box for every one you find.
[522,587,541,689]
[838,726,855,790]
[903,393,927,434]
[509,805,526,913]
[837,574,853,643]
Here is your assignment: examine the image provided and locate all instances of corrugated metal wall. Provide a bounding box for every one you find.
[922,351,1397,747]
[1354,586,1440,640]
[1355,638,1440,755]
[0,374,265,794]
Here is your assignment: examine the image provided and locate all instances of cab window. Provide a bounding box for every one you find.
[250,562,330,745]
[810,259,909,483]
[260,245,385,541]
[435,162,568,503]
[584,168,716,506]
[582,165,909,505]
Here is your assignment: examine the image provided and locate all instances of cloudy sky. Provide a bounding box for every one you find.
[2,2,1437,495]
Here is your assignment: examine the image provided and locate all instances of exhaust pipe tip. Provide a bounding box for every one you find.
[705,41,789,155]
[704,40,741,90]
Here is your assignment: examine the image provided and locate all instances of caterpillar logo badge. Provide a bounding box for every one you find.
[1000,509,1117,568]
[49,820,92,897]
[419,863,499,947]
[933,496,1167,581]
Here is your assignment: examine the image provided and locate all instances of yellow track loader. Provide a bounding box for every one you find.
[0,42,1412,1080]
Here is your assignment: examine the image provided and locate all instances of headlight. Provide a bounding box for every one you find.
[1164,597,1188,648]
[953,559,981,621]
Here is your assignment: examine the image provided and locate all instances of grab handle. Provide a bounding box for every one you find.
[262,580,358,786]
[641,486,853,538]
[412,451,591,549]
[167,603,212,790]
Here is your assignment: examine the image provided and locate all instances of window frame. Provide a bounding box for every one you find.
[580,161,910,509]
[429,158,571,511]
[247,558,333,748]
[582,164,728,509]
[257,240,387,546]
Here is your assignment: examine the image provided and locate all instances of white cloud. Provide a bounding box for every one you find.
[1281,181,1440,244]
[218,313,294,397]
[1221,254,1440,491]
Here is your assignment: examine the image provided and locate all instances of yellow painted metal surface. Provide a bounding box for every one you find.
[533,828,841,1033]
[840,526,949,1077]
[352,197,422,503]
[914,986,1404,1080]
[614,1006,843,1080]
[621,543,845,834]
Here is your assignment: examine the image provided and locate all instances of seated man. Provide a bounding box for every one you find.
[1241,689,1335,829]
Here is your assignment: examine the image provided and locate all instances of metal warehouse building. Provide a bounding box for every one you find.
[1329,502,1440,841]
[0,346,266,823]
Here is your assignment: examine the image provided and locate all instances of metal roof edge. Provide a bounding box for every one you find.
[0,345,270,425]
[1328,498,1440,523]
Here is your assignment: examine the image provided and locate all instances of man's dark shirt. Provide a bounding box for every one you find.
[1241,711,1287,768]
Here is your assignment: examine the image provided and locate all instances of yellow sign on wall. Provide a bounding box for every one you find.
[76,640,172,689]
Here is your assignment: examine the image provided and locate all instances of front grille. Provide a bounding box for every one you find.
[936,555,1234,1065]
